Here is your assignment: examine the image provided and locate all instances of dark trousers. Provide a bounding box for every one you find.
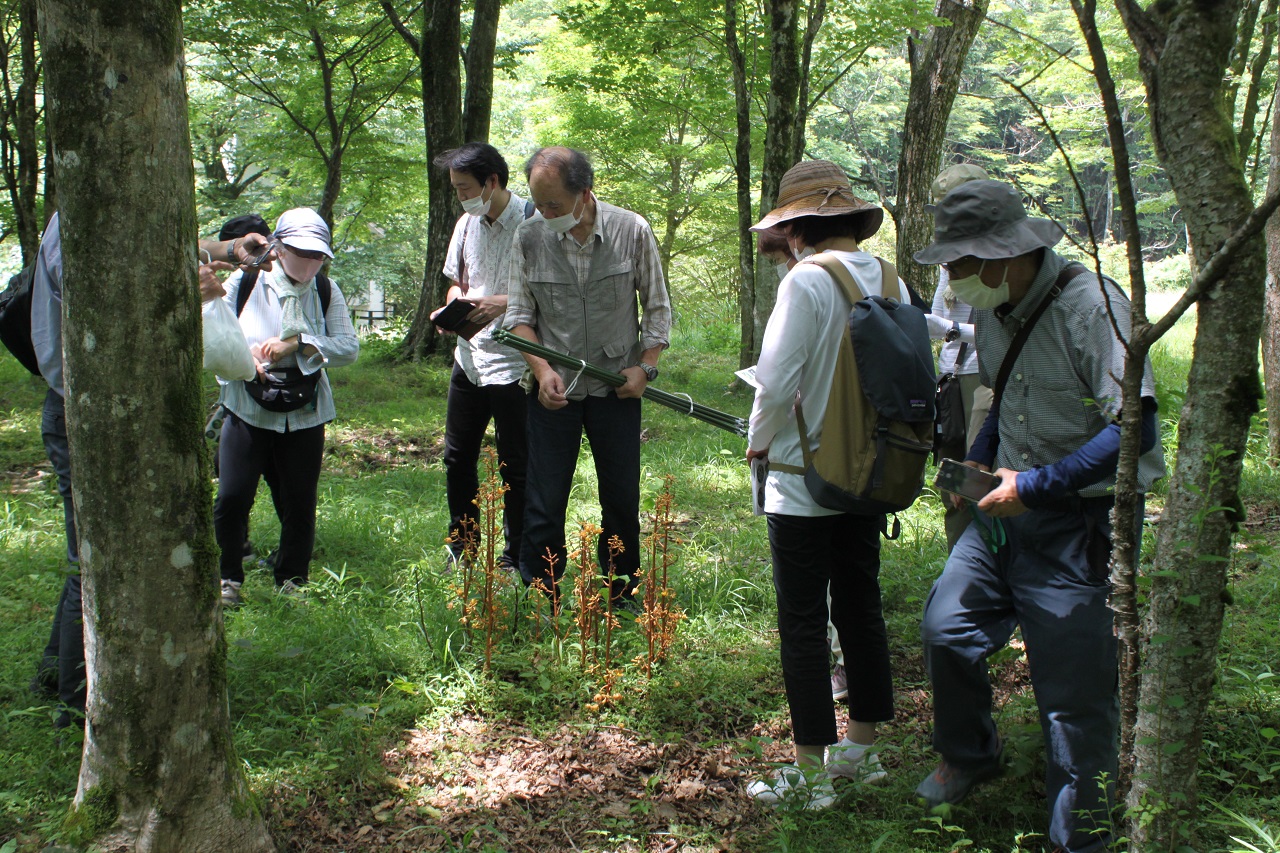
[35,389,84,726]
[214,412,325,586]
[922,499,1123,852]
[767,512,893,746]
[443,363,527,567]
[518,391,641,596]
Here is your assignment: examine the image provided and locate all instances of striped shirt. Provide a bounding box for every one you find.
[975,249,1165,495]
[506,197,671,399]
[442,193,527,386]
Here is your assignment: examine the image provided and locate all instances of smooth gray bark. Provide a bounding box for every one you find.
[37,0,273,848]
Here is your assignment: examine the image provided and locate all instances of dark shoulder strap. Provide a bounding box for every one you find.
[234,268,260,317]
[316,272,332,316]
[992,262,1088,410]
[316,272,331,334]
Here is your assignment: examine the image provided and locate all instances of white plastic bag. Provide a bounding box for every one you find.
[202,298,255,381]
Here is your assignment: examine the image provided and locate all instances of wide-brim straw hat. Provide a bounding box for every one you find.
[914,179,1064,265]
[750,160,884,242]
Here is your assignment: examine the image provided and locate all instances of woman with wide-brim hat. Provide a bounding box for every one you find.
[744,159,903,809]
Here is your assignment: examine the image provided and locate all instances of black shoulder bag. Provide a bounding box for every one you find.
[933,307,974,460]
[236,270,333,413]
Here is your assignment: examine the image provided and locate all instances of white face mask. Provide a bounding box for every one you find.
[791,245,815,263]
[460,183,494,218]
[775,262,791,281]
[280,251,325,284]
[543,194,585,234]
[948,259,1010,309]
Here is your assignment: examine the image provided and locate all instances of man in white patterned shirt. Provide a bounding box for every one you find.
[433,143,530,570]
[505,146,671,602]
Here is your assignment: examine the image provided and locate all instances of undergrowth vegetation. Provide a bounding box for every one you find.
[0,300,1278,851]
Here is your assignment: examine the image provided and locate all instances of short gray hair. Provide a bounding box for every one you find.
[524,146,594,194]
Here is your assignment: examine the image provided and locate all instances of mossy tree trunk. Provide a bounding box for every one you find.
[390,0,463,361]
[749,0,800,358]
[892,0,988,302]
[1111,0,1268,846]
[1267,94,1280,463]
[37,0,273,850]
[724,0,755,370]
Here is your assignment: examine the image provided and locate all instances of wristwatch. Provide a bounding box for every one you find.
[944,322,961,343]
[638,363,659,382]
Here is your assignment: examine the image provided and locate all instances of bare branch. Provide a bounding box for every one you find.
[379,0,422,56]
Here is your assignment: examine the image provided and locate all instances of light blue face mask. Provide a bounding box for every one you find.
[949,259,1010,309]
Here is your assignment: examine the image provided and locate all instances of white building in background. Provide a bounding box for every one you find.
[349,279,395,331]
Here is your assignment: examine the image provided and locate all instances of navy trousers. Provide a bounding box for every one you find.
[35,389,84,727]
[922,498,1123,852]
[214,412,325,586]
[443,363,527,567]
[518,390,641,597]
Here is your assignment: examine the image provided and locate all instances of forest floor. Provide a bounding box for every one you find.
[4,315,1280,853]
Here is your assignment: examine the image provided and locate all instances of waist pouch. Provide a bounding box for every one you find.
[244,367,320,413]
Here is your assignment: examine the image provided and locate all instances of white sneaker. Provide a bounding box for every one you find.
[746,764,836,810]
[826,739,887,785]
[220,579,243,608]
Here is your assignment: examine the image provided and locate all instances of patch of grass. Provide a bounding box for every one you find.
[1,294,1278,851]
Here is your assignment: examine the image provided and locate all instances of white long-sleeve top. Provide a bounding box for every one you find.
[926,269,979,376]
[748,250,909,516]
[219,266,360,432]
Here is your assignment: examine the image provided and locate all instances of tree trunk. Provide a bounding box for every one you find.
[1235,0,1277,173]
[400,0,462,360]
[753,0,800,356]
[1114,0,1267,847]
[37,0,273,849]
[659,147,682,280]
[790,0,825,166]
[1266,81,1280,463]
[1071,0,1156,803]
[318,144,342,234]
[893,0,988,301]
[14,0,38,262]
[724,0,755,370]
[462,0,500,143]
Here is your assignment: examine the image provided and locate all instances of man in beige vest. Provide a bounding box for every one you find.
[505,146,671,602]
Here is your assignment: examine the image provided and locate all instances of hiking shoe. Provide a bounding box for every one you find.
[220,580,243,608]
[915,755,1003,809]
[831,663,848,701]
[278,579,306,597]
[30,669,58,701]
[826,739,887,785]
[746,764,836,810]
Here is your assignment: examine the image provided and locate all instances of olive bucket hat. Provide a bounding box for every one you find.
[924,163,988,212]
[914,179,1064,265]
[751,159,884,242]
